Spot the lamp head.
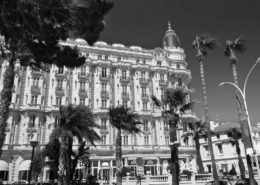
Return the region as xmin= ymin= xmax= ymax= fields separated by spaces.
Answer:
xmin=256 ymin=57 xmax=260 ymax=64
xmin=219 ymin=83 xmax=225 ymax=87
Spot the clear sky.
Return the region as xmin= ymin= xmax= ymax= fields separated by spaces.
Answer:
xmin=99 ymin=0 xmax=260 ymax=126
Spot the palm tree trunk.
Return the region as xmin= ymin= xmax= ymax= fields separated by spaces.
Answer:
xmin=195 ymin=136 xmax=204 ymax=173
xmin=236 ymin=143 xmax=246 ymax=178
xmin=58 ymin=132 xmax=68 ymax=185
xmin=0 ymin=64 xmax=15 ymax=157
xmin=199 ymin=61 xmax=219 ymax=185
xmin=116 ymin=129 xmax=122 ymax=185
xmin=231 ymin=64 xmax=251 ymax=180
xmin=170 ymin=120 xmax=179 ymax=185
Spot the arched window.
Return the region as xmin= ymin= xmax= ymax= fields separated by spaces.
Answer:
xmin=18 ymin=160 xmax=31 ymax=180
xmin=0 ymin=160 xmax=8 ymax=181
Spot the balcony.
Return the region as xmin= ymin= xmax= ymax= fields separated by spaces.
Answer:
xmin=122 ymin=92 xmax=130 ymax=100
xmin=143 ymin=127 xmax=151 ymax=135
xmin=159 ymin=80 xmax=168 ymax=87
xmin=78 ymin=72 xmax=89 ymax=81
xmin=55 ymin=70 xmax=67 ymax=79
xmin=55 ymin=87 xmax=65 ymax=96
xmin=101 ymin=90 xmax=109 ymax=99
xmin=26 ymin=127 xmax=37 ymax=133
xmin=164 ymin=127 xmax=169 ymax=135
xmin=141 ymin=93 xmax=149 ymax=102
xmin=31 ymin=69 xmax=43 ymax=77
xmin=120 ymin=76 xmax=130 ymax=84
xmin=139 ymin=78 xmax=149 ymax=86
xmin=31 ymin=85 xmax=41 ymax=95
xmin=100 ymin=126 xmax=109 ymax=134
xmin=99 ymin=74 xmax=110 ymax=82
xmin=78 ymin=89 xmax=88 ymax=98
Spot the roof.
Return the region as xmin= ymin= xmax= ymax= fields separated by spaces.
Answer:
xmin=162 ymin=22 xmax=181 ymax=48
xmin=214 ymin=122 xmax=240 ymax=132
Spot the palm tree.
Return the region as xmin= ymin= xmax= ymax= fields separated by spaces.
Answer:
xmin=192 ymin=34 xmax=219 ymax=185
xmin=0 ymin=0 xmax=113 ymax=157
xmin=152 ymin=86 xmax=197 ymax=185
xmin=108 ymin=105 xmax=143 ymax=185
xmin=222 ymin=127 xmax=245 ymax=178
xmin=224 ymin=36 xmax=249 ymax=180
xmin=56 ymin=105 xmax=101 ymax=184
xmin=181 ymin=119 xmax=208 ymax=173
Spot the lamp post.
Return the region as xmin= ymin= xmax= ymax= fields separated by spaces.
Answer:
xmin=28 ymin=140 xmax=39 ymax=185
xmin=219 ymin=57 xmax=260 ymax=184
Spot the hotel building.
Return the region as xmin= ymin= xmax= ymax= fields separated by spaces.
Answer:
xmin=0 ymin=23 xmax=197 ymax=183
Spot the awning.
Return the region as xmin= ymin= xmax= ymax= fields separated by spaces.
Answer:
xmin=19 ymin=160 xmax=31 ymax=171
xmin=0 ymin=160 xmax=8 ymax=171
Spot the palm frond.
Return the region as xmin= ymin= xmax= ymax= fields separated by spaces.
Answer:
xmin=151 ymin=95 xmax=161 ymax=109
xmin=233 ymin=35 xmax=249 ymax=54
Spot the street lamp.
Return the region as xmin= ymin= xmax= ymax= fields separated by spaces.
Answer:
xmin=28 ymin=140 xmax=39 ymax=185
xmin=219 ymin=57 xmax=260 ymax=184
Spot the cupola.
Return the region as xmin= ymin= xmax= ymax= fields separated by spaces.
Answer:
xmin=162 ymin=22 xmax=181 ymax=48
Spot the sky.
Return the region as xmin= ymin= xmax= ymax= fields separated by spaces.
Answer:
xmin=99 ymin=0 xmax=260 ymax=126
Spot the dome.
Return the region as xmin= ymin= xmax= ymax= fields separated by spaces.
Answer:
xmin=162 ymin=22 xmax=181 ymax=48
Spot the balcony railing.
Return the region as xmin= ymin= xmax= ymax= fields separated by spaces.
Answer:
xmin=31 ymin=85 xmax=41 ymax=95
xmin=78 ymin=72 xmax=89 ymax=80
xmin=143 ymin=127 xmax=151 ymax=135
xmin=100 ymin=126 xmax=109 ymax=134
xmin=26 ymin=127 xmax=37 ymax=133
xmin=141 ymin=93 xmax=149 ymax=101
xmin=101 ymin=90 xmax=109 ymax=99
xmin=99 ymin=74 xmax=110 ymax=82
xmin=55 ymin=87 xmax=65 ymax=96
xmin=31 ymin=69 xmax=43 ymax=77
xmin=120 ymin=76 xmax=130 ymax=83
xmin=159 ymin=80 xmax=168 ymax=87
xmin=139 ymin=78 xmax=149 ymax=85
xmin=55 ymin=70 xmax=67 ymax=78
xmin=79 ymin=89 xmax=88 ymax=98
xmin=122 ymin=92 xmax=130 ymax=100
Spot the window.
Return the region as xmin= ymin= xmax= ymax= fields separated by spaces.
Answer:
xmin=56 ymin=97 xmax=62 ymax=106
xmin=141 ymin=72 xmax=145 ymax=81
xmin=101 ymin=84 xmax=107 ymax=92
xmin=80 ymin=82 xmax=86 ymax=92
xmin=183 ymin=122 xmax=187 ymax=132
xmin=144 ymin=136 xmax=149 ymax=146
xmin=217 ymin=145 xmax=223 ymax=155
xmin=32 ymin=78 xmax=39 ymax=87
xmin=31 ymin=96 xmax=37 ymax=105
xmin=176 ymin=64 xmax=180 ymax=69
xmin=143 ymin=120 xmax=148 ymax=131
xmin=123 ymin=136 xmax=128 ymax=146
xmin=54 ymin=117 xmax=59 ymax=127
xmin=157 ymin=62 xmax=161 ymax=66
xmin=216 ymin=134 xmax=220 ymax=139
xmin=80 ymin=99 xmax=85 ymax=105
xmin=101 ymin=68 xmax=107 ymax=78
xmin=102 ymin=100 xmax=107 ymax=109
xmin=143 ymin=60 xmax=146 ymax=64
xmin=102 ymin=135 xmax=106 ymax=145
xmin=57 ymin=80 xmax=63 ymax=90
xmin=161 ymin=89 xmax=165 ymax=97
xmin=136 ymin=59 xmax=139 ymax=63
xmin=165 ymin=136 xmax=169 ymax=145
xmin=141 ymin=87 xmax=146 ymax=95
xmin=81 ymin=66 xmax=86 ymax=76
xmin=29 ymin=115 xmax=36 ymax=127
xmin=98 ymin=55 xmax=102 ymax=59
xmin=58 ymin=67 xmax=64 ymax=74
xmin=122 ymin=70 xmax=127 ymax=79
xmin=122 ymin=85 xmax=127 ymax=94
xmin=178 ymin=78 xmax=182 ymax=86
xmin=204 ymin=146 xmax=209 ymax=157
xmin=207 ymin=165 xmax=212 ymax=173
xmin=143 ymin=103 xmax=147 ymax=110
xmin=204 ymin=137 xmax=208 ymax=141
xmin=164 ymin=121 xmax=169 ymax=131
xmin=160 ymin=74 xmax=164 ymax=82
xmin=123 ymin=101 xmax=127 ymax=108
xmin=101 ymin=119 xmax=106 ymax=129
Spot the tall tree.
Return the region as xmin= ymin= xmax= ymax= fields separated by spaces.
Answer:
xmin=181 ymin=119 xmax=208 ymax=173
xmin=192 ymin=34 xmax=219 ymax=185
xmin=0 ymin=0 xmax=113 ymax=157
xmin=224 ymin=36 xmax=250 ymax=181
xmin=222 ymin=127 xmax=245 ymax=178
xmin=152 ymin=86 xmax=197 ymax=185
xmin=56 ymin=105 xmax=101 ymax=184
xmin=108 ymin=105 xmax=142 ymax=185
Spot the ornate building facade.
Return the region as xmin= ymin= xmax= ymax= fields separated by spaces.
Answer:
xmin=0 ymin=23 xmax=197 ymax=183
